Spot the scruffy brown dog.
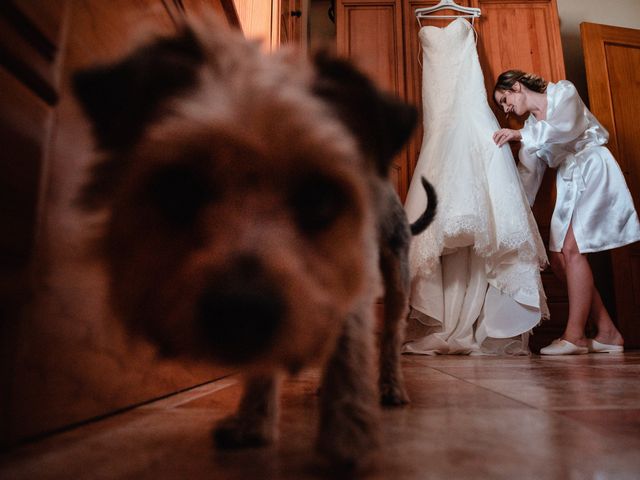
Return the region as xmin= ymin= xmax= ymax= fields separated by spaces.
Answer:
xmin=73 ymin=17 xmax=435 ymax=471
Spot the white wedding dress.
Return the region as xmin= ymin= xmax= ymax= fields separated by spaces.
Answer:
xmin=403 ymin=18 xmax=549 ymax=355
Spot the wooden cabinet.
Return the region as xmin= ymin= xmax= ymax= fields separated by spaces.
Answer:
xmin=0 ymin=0 xmax=62 ymax=300
xmin=336 ymin=1 xmax=408 ymax=196
xmin=0 ymin=0 xmax=238 ymax=449
xmin=1 ymin=0 xmax=66 ymax=447
xmin=336 ymin=0 xmax=569 ymax=350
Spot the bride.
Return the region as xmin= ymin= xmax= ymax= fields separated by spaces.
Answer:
xmin=403 ymin=16 xmax=548 ymax=355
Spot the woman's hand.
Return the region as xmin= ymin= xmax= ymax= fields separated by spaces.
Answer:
xmin=492 ymin=128 xmax=522 ymax=147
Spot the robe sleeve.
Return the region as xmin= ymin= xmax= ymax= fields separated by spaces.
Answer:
xmin=519 ymin=81 xmax=588 ymax=150
xmin=517 ymin=145 xmax=546 ymax=206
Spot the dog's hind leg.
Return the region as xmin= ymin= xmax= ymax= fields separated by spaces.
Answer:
xmin=378 ymin=245 xmax=411 ymax=406
xmin=316 ymin=302 xmax=380 ymax=470
xmin=213 ymin=374 xmax=280 ymax=448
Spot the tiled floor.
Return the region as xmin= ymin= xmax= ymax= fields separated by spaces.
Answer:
xmin=2 ymin=353 xmax=640 ymax=479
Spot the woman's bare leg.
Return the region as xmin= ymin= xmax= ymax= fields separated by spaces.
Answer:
xmin=549 ymin=250 xmax=566 ymax=282
xmin=550 ymin=243 xmax=623 ymax=346
xmin=591 ymin=295 xmax=624 ymax=346
xmin=561 ymin=225 xmax=592 ymax=346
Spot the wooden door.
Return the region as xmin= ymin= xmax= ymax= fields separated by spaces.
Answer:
xmin=582 ymin=22 xmax=640 ymax=348
xmin=279 ymin=0 xmax=307 ymax=46
xmin=336 ymin=0 xmax=409 ymax=198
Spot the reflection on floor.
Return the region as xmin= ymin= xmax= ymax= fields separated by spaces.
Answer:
xmin=2 ymin=353 xmax=640 ymax=479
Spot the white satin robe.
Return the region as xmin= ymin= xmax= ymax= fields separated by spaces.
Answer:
xmin=518 ymin=80 xmax=640 ymax=252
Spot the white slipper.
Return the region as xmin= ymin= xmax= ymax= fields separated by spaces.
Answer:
xmin=588 ymin=339 xmax=624 ymax=353
xmin=540 ymin=339 xmax=588 ymax=355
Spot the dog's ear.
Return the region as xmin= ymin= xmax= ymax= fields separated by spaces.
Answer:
xmin=74 ymin=28 xmax=204 ymax=210
xmin=312 ymin=51 xmax=417 ymax=177
xmin=73 ymin=27 xmax=204 ymax=151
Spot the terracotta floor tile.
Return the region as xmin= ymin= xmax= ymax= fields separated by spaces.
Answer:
xmin=556 ymin=408 xmax=640 ymax=439
xmin=432 ymin=364 xmax=635 ymax=381
xmin=470 ymin=376 xmax=640 ymax=410
xmin=535 ymin=352 xmax=640 ymax=366
xmin=2 ymin=354 xmax=640 ymax=479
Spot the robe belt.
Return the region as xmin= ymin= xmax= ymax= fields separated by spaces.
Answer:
xmin=559 ymin=155 xmax=586 ymax=193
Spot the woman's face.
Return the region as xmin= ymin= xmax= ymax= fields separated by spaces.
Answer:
xmin=494 ymin=84 xmax=527 ymax=117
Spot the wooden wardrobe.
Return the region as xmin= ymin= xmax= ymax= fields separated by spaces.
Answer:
xmin=336 ymin=0 xmax=569 ymax=350
xmin=0 ymin=0 xmax=240 ymax=449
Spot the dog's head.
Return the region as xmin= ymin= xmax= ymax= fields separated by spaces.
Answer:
xmin=74 ymin=18 xmax=416 ymax=373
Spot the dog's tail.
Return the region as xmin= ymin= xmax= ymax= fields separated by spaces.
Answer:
xmin=410 ymin=177 xmax=437 ymax=235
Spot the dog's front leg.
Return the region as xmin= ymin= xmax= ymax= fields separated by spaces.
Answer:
xmin=379 ymin=248 xmax=411 ymax=406
xmin=316 ymin=303 xmax=380 ymax=470
xmin=213 ymin=374 xmax=279 ymax=448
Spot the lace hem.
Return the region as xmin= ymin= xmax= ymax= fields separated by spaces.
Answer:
xmin=409 ymin=235 xmax=550 ymax=320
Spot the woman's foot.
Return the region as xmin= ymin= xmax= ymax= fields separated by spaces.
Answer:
xmin=593 ymin=329 xmax=624 ymax=347
xmin=560 ymin=335 xmax=589 ymax=348
xmin=590 ymin=326 xmax=624 ymax=353
xmin=588 ymin=339 xmax=624 ymax=353
xmin=540 ymin=339 xmax=588 ymax=355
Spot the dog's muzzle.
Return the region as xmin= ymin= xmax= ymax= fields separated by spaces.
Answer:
xmin=196 ymin=255 xmax=285 ymax=364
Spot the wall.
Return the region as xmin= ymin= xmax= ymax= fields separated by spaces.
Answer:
xmin=557 ymin=0 xmax=640 ymax=104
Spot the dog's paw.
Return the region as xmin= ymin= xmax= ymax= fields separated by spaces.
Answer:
xmin=316 ymin=420 xmax=380 ymax=471
xmin=380 ymin=382 xmax=410 ymax=406
xmin=212 ymin=415 xmax=275 ymax=449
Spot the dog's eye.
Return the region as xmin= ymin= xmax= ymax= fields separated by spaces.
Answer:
xmin=291 ymin=175 xmax=349 ymax=234
xmin=146 ymin=165 xmax=214 ymax=227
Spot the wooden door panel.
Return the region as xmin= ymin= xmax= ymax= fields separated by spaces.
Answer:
xmin=337 ymin=2 xmax=403 ymax=93
xmin=475 ymin=1 xmax=565 ymax=93
xmin=0 ymin=2 xmax=61 ymax=104
xmin=5 ymin=1 xmax=65 ymax=49
xmin=0 ymin=69 xmax=50 ymax=270
xmin=280 ymin=0 xmax=293 ymax=44
xmin=337 ymin=0 xmax=408 ymax=198
xmin=582 ymin=22 xmax=640 ymax=348
xmin=279 ymin=0 xmax=305 ymax=46
xmin=600 ymin=43 xmax=640 ymax=187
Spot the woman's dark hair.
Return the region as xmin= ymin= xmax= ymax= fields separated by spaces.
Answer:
xmin=494 ymin=70 xmax=547 ymax=94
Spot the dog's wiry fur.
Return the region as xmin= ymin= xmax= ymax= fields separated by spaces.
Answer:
xmin=74 ymin=16 xmax=435 ymax=471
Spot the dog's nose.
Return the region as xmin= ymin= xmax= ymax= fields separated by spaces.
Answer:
xmin=197 ymin=257 xmax=285 ymax=364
